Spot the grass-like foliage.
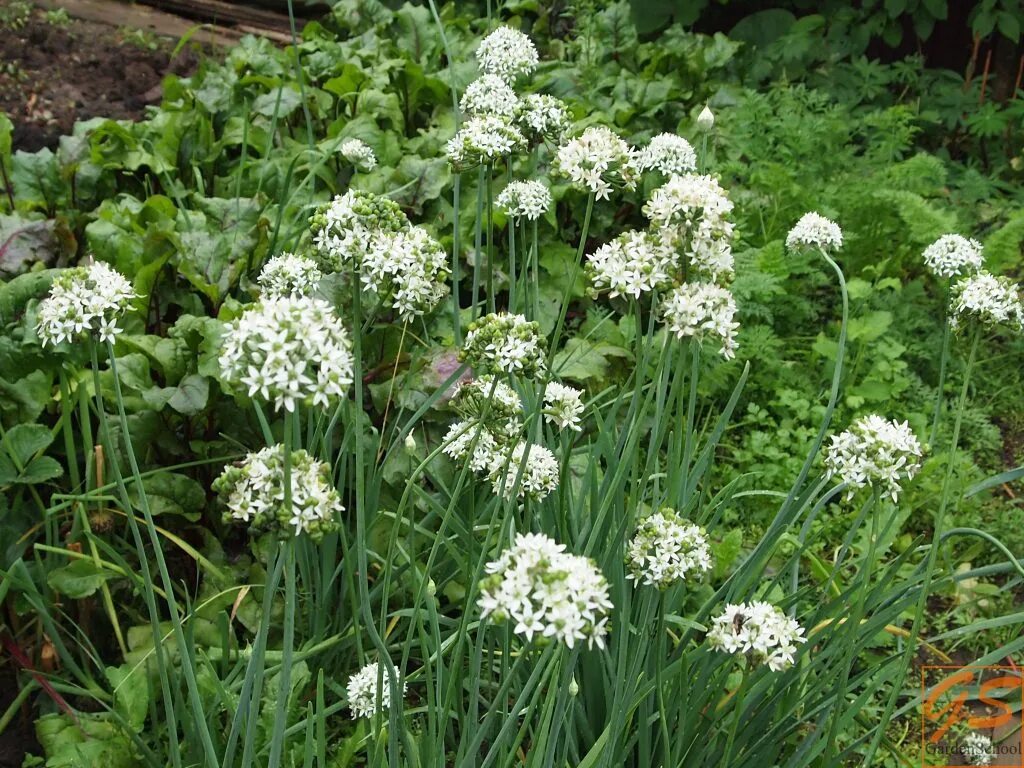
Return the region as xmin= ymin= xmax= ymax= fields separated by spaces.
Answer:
xmin=1 ymin=3 xmax=1023 ymax=768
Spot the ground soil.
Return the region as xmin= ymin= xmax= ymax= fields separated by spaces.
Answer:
xmin=0 ymin=6 xmax=201 ymax=152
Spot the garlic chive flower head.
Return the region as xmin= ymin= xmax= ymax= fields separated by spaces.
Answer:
xmin=475 ymin=26 xmax=539 ymax=82
xmin=586 ymin=230 xmax=675 ymax=299
xmin=516 ymin=94 xmax=571 ymax=142
xmin=218 ymin=296 xmax=354 ymax=412
xmin=497 ymin=180 xmax=552 ymax=221
xmin=460 ymin=312 xmax=546 ymax=377
xmin=443 ymin=420 xmax=502 ymax=473
xmin=212 ymin=445 xmax=343 ymax=541
xmin=543 ymin=382 xmax=584 ymax=431
xmin=363 ymin=226 xmax=450 ymax=319
xmin=707 ymin=601 xmax=806 ymax=672
xmin=446 ymin=115 xmax=526 ymax=171
xmin=310 ymin=190 xmax=408 ymax=273
xmin=824 ymin=415 xmax=923 ymax=503
xmin=489 ymin=441 xmax=560 ymax=501
xmin=962 ymin=732 xmax=993 ymax=766
xmin=257 ymin=253 xmax=322 ymax=299
xmin=346 ymin=661 xmax=405 ymax=720
xmin=626 ymin=509 xmax=712 ymax=589
xmin=949 ymin=271 xmax=1024 ymax=333
xmin=555 ymin=126 xmax=640 ymax=200
xmin=452 ymin=375 xmax=523 ymax=426
xmin=636 ymin=133 xmax=697 ymax=177
xmin=661 ymin=282 xmax=739 ymax=359
xmin=785 ymin=212 xmax=843 ymax=253
xmin=923 ymin=234 xmax=984 ymax=279
xmin=478 ymin=532 xmax=612 ymax=649
xmin=37 ymin=261 xmax=135 ymax=346
xmin=643 ymin=174 xmax=734 ymax=248
xmin=460 ymin=74 xmax=519 ymax=118
xmin=340 ymin=138 xmax=377 ymax=172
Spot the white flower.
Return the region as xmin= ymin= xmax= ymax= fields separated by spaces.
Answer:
xmin=962 ymin=732 xmax=993 ymax=766
xmin=824 ymin=414 xmax=923 ymax=503
xmin=707 ymin=601 xmax=806 ymax=672
xmin=636 ymin=133 xmax=697 ymax=176
xmin=586 ymin=230 xmax=676 ymax=299
xmin=446 ymin=115 xmax=526 ymax=170
xmin=489 ymin=441 xmax=560 ymax=501
xmin=497 ymin=180 xmax=552 ymax=221
xmin=923 ymin=234 xmax=984 ymax=279
xmin=218 ymin=296 xmax=354 ymax=412
xmin=257 ymin=253 xmax=322 ymax=299
xmin=310 ymin=190 xmax=408 ymax=273
xmin=443 ymin=419 xmax=502 ymax=473
xmin=949 ymin=271 xmax=1024 ymax=332
xmin=37 ymin=261 xmax=135 ymax=346
xmin=479 ymin=532 xmax=612 ymax=649
xmin=340 ymin=138 xmax=377 ymax=172
xmin=626 ymin=509 xmax=712 ymax=589
xmin=555 ymin=126 xmax=640 ymax=200
xmin=516 ymin=94 xmax=571 ymax=142
xmin=661 ymin=282 xmax=739 ymax=359
xmin=452 ymin=375 xmax=523 ymax=424
xmin=697 ymin=105 xmax=715 ymax=131
xmin=460 ymin=312 xmax=546 ymax=377
xmin=363 ymin=226 xmax=450 ymax=318
xmin=543 ymin=382 xmax=584 ymax=432
xmin=346 ymin=661 xmax=405 ymax=720
xmin=475 ymin=26 xmax=539 ymax=82
xmin=642 ymin=174 xmax=735 ymax=283
xmin=785 ymin=212 xmax=843 ymax=253
xmin=460 ymin=74 xmax=519 ymax=118
xmin=212 ymin=445 xmax=342 ymax=541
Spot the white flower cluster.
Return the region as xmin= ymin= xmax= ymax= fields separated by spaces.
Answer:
xmin=923 ymin=234 xmax=984 ymax=279
xmin=642 ymin=173 xmax=735 ymax=283
xmin=785 ymin=212 xmax=843 ymax=253
xmin=636 ymin=133 xmax=697 ymax=176
xmin=460 ymin=312 xmax=546 ymax=377
xmin=479 ymin=532 xmax=612 ymax=649
xmin=340 ymin=138 xmax=377 ymax=172
xmin=949 ymin=271 xmax=1024 ymax=333
xmin=475 ymin=26 xmax=539 ymax=82
xmin=543 ymin=382 xmax=584 ymax=431
xmin=363 ymin=226 xmax=450 ymax=318
xmin=962 ymin=732 xmax=993 ymax=766
xmin=555 ymin=126 xmax=640 ymax=200
xmin=497 ymin=180 xmax=552 ymax=221
xmin=443 ymin=420 xmax=502 ymax=473
xmin=707 ymin=601 xmax=806 ymax=672
xmin=219 ymin=296 xmax=354 ymax=412
xmin=37 ymin=261 xmax=135 ymax=346
xmin=586 ymin=230 xmax=675 ymax=299
xmin=661 ymin=282 xmax=739 ymax=359
xmin=516 ymin=94 xmax=570 ymax=142
xmin=310 ymin=190 xmax=407 ymax=273
xmin=824 ymin=414 xmax=923 ymax=503
xmin=461 ymin=74 xmax=519 ymax=118
xmin=346 ymin=661 xmax=405 ymax=720
xmin=446 ymin=115 xmax=526 ymax=170
xmin=257 ymin=253 xmax=322 ymax=299
xmin=626 ymin=509 xmax=712 ymax=589
xmin=212 ymin=445 xmax=342 ymax=541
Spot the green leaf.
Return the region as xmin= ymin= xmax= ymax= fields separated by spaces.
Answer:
xmin=551 ymin=338 xmax=631 ymax=382
xmin=0 ymin=423 xmax=58 ymax=485
xmin=10 ymin=148 xmax=64 ymax=214
xmin=47 ymin=559 xmax=114 ymax=599
xmin=127 ymin=471 xmax=206 ymax=520
xmin=106 ymin=664 xmax=150 ymax=732
xmin=847 ymin=310 xmax=892 ymax=342
xmin=997 ymin=11 xmax=1021 ymax=42
xmin=34 ymin=712 xmax=141 ymax=768
xmin=0 ymin=214 xmax=76 ymax=276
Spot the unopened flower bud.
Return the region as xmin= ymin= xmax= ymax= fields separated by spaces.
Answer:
xmin=697 ymin=105 xmax=714 ymax=132
xmin=569 ymin=679 xmax=579 ymax=696
xmin=426 ymin=578 xmax=436 ymax=597
xmin=404 ymin=433 xmax=417 ymax=453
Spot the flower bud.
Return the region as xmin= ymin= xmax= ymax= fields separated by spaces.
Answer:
xmin=697 ymin=105 xmax=714 ymax=132
xmin=426 ymin=578 xmax=436 ymax=597
xmin=569 ymin=678 xmax=579 ymax=696
xmin=404 ymin=433 xmax=417 ymax=453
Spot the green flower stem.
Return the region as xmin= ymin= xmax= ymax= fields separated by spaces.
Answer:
xmin=89 ymin=342 xmax=185 ymax=768
xmin=678 ymin=338 xmax=701 ymax=503
xmin=722 ymin=667 xmax=749 ymax=766
xmin=471 ymin=165 xmax=486 ymax=322
xmin=655 ymin=597 xmax=672 ymax=766
xmin=929 ymin=278 xmax=952 ymax=447
xmin=486 ymin=165 xmax=495 ymax=314
xmin=531 ymin=218 xmax=539 ymax=323
xmin=508 ymin=216 xmax=517 ymax=311
xmin=268 ymin=542 xmax=296 ymax=767
xmin=453 ymin=172 xmax=462 ymax=344
xmin=548 ymin=192 xmax=595 ymax=365
xmin=863 ymin=324 xmax=981 ymax=765
xmin=821 ymin=489 xmax=880 ymax=763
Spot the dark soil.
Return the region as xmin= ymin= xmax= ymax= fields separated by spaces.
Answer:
xmin=0 ymin=8 xmax=201 ymax=152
